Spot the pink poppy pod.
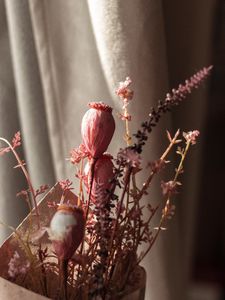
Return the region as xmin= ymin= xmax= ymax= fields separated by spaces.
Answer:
xmin=81 ymin=102 xmax=115 ymax=159
xmin=84 ymin=154 xmax=115 ymax=203
xmin=48 ymin=205 xmax=85 ymax=260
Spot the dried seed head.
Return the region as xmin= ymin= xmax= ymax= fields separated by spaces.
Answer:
xmin=81 ymin=102 xmax=115 ymax=159
xmin=49 ymin=205 xmax=85 ymax=260
xmin=84 ymin=154 xmax=114 ymax=203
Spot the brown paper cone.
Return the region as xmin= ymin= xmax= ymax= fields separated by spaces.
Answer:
xmin=0 ymin=183 xmax=77 ymax=299
xmin=0 ymin=183 xmax=146 ymax=299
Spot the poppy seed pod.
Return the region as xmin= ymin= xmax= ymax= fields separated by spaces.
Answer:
xmin=84 ymin=154 xmax=115 ymax=203
xmin=48 ymin=205 xmax=85 ymax=260
xmin=81 ymin=102 xmax=115 ymax=159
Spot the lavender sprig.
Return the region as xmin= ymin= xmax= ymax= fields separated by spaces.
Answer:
xmin=132 ymin=66 xmax=212 ymax=153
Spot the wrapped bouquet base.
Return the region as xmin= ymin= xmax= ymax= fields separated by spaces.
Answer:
xmin=0 ymin=277 xmax=49 ymax=300
xmin=0 ymin=184 xmax=146 ymax=300
xmin=0 ymin=184 xmax=71 ymax=299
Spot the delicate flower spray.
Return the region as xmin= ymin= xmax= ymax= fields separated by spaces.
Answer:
xmin=0 ymin=66 xmax=212 ymax=299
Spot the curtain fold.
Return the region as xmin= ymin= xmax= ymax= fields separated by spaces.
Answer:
xmin=4 ymin=0 xmax=56 ymax=187
xmin=0 ymin=0 xmax=216 ymax=299
xmin=0 ymin=0 xmax=29 ymax=240
xmin=163 ymin=0 xmax=217 ymax=295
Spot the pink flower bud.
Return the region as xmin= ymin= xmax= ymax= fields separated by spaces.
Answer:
xmin=81 ymin=102 xmax=115 ymax=159
xmin=84 ymin=154 xmax=114 ymax=203
xmin=49 ymin=205 xmax=85 ymax=260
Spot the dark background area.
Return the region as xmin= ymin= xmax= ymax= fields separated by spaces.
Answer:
xmin=193 ymin=0 xmax=225 ymax=290
xmin=164 ymin=0 xmax=225 ymax=298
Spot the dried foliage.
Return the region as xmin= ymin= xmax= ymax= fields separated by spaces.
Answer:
xmin=0 ymin=67 xmax=212 ymax=299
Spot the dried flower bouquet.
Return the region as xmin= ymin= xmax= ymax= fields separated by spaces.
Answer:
xmin=0 ymin=67 xmax=212 ymax=300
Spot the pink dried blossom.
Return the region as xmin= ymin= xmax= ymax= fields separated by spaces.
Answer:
xmin=0 ymin=131 xmax=21 ymax=155
xmin=183 ymin=130 xmax=200 ymax=145
xmin=118 ymin=148 xmax=141 ymax=168
xmin=8 ymin=251 xmax=30 ymax=279
xmin=70 ymin=143 xmax=89 ymax=165
xmin=49 ymin=205 xmax=85 ymax=260
xmin=84 ymin=154 xmax=114 ymax=203
xmin=12 ymin=131 xmax=21 ymax=149
xmin=81 ymin=102 xmax=115 ymax=159
xmin=115 ymin=77 xmax=134 ymax=105
xmin=161 ymin=180 xmax=179 ymax=197
xmin=59 ymin=179 xmax=73 ymax=192
xmin=35 ymin=184 xmax=49 ymax=197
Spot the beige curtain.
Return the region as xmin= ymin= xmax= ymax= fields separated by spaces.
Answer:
xmin=0 ymin=1 xmax=216 ymax=299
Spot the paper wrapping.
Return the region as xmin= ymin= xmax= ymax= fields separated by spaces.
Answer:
xmin=0 ymin=276 xmax=49 ymax=300
xmin=0 ymin=184 xmax=146 ymax=299
xmin=0 ymin=183 xmax=75 ymax=299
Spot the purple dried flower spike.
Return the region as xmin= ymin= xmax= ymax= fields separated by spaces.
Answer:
xmin=165 ymin=67 xmax=212 ymax=104
xmin=133 ymin=66 xmax=212 ymax=153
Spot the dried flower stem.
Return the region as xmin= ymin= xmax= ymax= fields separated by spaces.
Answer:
xmin=78 ymin=158 xmax=97 ymax=270
xmin=59 ymin=259 xmax=69 ymax=300
xmin=78 ymin=159 xmax=84 ymax=207
xmin=106 ymin=167 xmax=132 ymax=279
xmin=111 ymin=168 xmax=132 ymax=240
xmin=124 ymin=107 xmax=132 ymax=146
xmin=38 ymin=248 xmax=48 ymax=297
xmin=174 ymin=141 xmax=190 ymax=182
xmin=135 ymin=205 xmax=159 ymax=252
xmin=137 ymin=139 xmax=192 ymax=264
xmin=0 ymin=137 xmax=40 ymax=227
xmin=137 ymin=129 xmax=180 ymax=201
xmin=85 ymin=158 xmax=97 ymax=222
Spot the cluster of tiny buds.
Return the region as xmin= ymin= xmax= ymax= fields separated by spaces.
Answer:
xmin=0 ymin=131 xmax=21 ymax=156
xmin=183 ymin=130 xmax=200 ymax=145
xmin=59 ymin=179 xmax=73 ymax=192
xmin=115 ymin=76 xmax=134 ymax=106
xmin=11 ymin=131 xmax=21 ymax=149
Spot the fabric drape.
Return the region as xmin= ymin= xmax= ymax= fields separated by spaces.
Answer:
xmin=0 ymin=1 xmax=216 ymax=299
